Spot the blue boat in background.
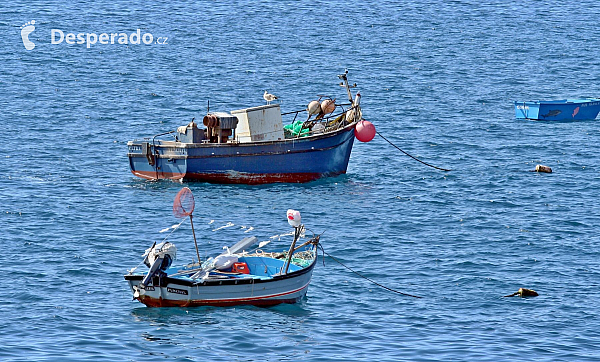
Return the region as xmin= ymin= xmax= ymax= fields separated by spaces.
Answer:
xmin=514 ymin=98 xmax=600 ymax=121
xmin=127 ymin=71 xmax=366 ymax=184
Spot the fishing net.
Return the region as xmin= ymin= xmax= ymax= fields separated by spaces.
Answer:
xmin=173 ymin=187 xmax=195 ymax=218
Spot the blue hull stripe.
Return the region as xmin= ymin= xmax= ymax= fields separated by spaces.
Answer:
xmin=128 ymin=123 xmax=357 ymax=183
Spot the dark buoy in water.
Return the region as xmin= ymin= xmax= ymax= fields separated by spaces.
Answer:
xmin=535 ymin=164 xmax=552 ymax=173
xmin=504 ymin=288 xmax=539 ymax=298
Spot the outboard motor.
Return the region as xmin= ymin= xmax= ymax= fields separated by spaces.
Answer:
xmin=140 ymin=241 xmax=177 ymax=287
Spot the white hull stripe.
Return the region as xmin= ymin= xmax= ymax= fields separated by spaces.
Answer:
xmin=168 ymin=280 xmax=311 ymax=303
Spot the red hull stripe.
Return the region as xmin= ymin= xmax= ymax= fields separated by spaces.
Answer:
xmin=131 ymin=170 xmax=341 ymax=184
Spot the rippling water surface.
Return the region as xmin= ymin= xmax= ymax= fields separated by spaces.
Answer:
xmin=2 ymin=1 xmax=600 ymax=361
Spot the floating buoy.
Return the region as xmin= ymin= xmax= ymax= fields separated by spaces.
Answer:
xmin=535 ymin=164 xmax=552 ymax=173
xmin=504 ymin=287 xmax=539 ymax=298
xmin=321 ymin=99 xmax=336 ymax=114
xmin=307 ymin=100 xmax=321 ymax=115
xmin=355 ymin=120 xmax=376 ymax=142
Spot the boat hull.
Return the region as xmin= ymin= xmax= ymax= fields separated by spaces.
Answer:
xmin=124 ymin=257 xmax=316 ymax=308
xmin=127 ymin=123 xmax=356 ymax=184
xmin=514 ymin=99 xmax=600 ymax=120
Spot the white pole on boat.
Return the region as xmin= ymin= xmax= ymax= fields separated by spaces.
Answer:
xmin=283 ymin=226 xmax=301 ymax=275
xmin=189 ymin=214 xmax=201 ymax=265
xmin=338 ymin=69 xmax=357 ymax=105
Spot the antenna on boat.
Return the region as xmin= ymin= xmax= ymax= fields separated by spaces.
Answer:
xmin=173 ymin=187 xmax=201 ymax=265
xmin=283 ymin=209 xmax=302 ymax=274
xmin=338 ymin=69 xmax=356 ymax=104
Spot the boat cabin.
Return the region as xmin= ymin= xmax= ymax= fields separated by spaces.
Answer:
xmin=176 ymin=104 xmax=284 ymax=144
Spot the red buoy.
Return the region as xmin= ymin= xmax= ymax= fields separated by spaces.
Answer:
xmin=354 ymin=120 xmax=376 ymax=142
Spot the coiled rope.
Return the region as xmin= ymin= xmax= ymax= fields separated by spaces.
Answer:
xmin=377 ymin=131 xmax=451 ymax=172
xmin=320 ymin=246 xmax=422 ymax=299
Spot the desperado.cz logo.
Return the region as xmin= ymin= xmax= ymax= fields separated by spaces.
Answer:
xmin=52 ymin=29 xmax=168 ymax=48
xmin=19 ymin=20 xmax=168 ymax=50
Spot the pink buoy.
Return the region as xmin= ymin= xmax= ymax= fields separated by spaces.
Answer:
xmin=354 ymin=120 xmax=376 ymax=142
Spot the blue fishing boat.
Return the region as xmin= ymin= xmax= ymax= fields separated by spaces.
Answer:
xmin=127 ymin=71 xmax=374 ymax=184
xmin=514 ymin=98 xmax=600 ymax=121
xmin=125 ymin=188 xmax=320 ymax=308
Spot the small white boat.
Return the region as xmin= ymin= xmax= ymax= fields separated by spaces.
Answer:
xmin=124 ymin=188 xmax=320 ymax=307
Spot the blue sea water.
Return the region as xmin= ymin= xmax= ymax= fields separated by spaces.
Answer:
xmin=2 ymin=0 xmax=600 ymax=360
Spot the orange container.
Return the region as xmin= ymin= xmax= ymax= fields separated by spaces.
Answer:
xmin=232 ymin=262 xmax=250 ymax=274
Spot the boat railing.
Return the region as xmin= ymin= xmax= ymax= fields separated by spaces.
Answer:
xmin=280 ymin=102 xmax=352 ymax=117
xmin=151 ymin=130 xmax=177 ymax=143
xmin=140 ymin=130 xmax=177 ymax=143
xmin=138 ymin=102 xmax=359 ymax=144
xmin=282 ymin=103 xmax=361 ymax=139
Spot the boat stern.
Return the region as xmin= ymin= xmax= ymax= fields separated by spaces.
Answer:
xmin=127 ymin=141 xmax=187 ymax=180
xmin=514 ymin=101 xmax=540 ymax=120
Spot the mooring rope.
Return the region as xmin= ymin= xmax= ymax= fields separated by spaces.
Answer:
xmin=377 ymin=131 xmax=451 ymax=172
xmin=319 ymin=246 xmax=422 ymax=299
